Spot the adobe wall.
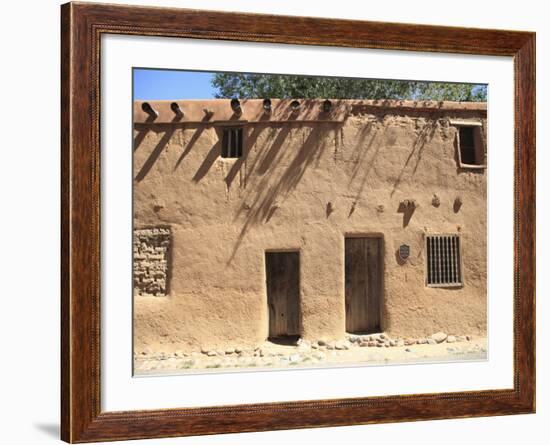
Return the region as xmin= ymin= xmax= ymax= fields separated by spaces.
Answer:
xmin=133 ymin=99 xmax=487 ymax=353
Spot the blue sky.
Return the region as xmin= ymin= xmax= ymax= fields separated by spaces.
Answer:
xmin=133 ymin=68 xmax=487 ymax=101
xmin=133 ymin=69 xmax=216 ymax=100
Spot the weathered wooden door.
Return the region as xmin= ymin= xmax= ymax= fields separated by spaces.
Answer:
xmin=266 ymin=252 xmax=300 ymax=338
xmin=345 ymin=237 xmax=382 ymax=333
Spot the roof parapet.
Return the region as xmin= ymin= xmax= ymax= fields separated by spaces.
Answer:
xmin=133 ymin=99 xmax=486 ymax=124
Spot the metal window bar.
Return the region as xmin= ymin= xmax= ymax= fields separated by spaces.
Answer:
xmin=222 ymin=128 xmax=243 ymax=158
xmin=441 ymin=237 xmax=446 ymax=284
xmin=445 ymin=237 xmax=450 ymax=283
xmin=449 ymin=237 xmax=453 ymax=282
xmin=426 ymin=235 xmax=462 ymax=287
xmin=437 ymin=236 xmax=443 ymax=284
xmin=452 ymin=236 xmax=457 ymax=283
xmin=426 ymin=237 xmax=433 ymax=283
xmin=230 ymin=129 xmax=236 ymax=157
xmin=441 ymin=237 xmax=445 ymax=284
xmin=456 ymin=236 xmax=462 ymax=283
xmin=228 ymin=130 xmax=235 ymax=158
xmin=222 ymin=130 xmax=228 ymax=157
xmin=236 ymin=128 xmax=243 ymax=157
xmin=442 ymin=236 xmax=446 ymax=283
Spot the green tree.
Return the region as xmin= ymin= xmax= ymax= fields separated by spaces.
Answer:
xmin=211 ymin=73 xmax=486 ymax=102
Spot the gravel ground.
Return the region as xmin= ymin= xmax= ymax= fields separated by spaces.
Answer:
xmin=134 ymin=333 xmax=487 ymax=376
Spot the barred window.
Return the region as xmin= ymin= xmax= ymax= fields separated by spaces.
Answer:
xmin=221 ymin=127 xmax=243 ymax=158
xmin=426 ymin=235 xmax=463 ymax=287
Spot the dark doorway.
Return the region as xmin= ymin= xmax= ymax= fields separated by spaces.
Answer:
xmin=265 ymin=251 xmax=300 ymax=338
xmin=345 ymin=237 xmax=383 ymax=333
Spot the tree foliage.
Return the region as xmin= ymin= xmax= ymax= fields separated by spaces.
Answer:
xmin=211 ymin=73 xmax=486 ymax=102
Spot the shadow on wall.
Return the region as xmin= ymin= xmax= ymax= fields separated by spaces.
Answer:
xmin=227 ymin=123 xmax=338 ymax=263
xmin=134 ymin=101 xmax=336 ymax=184
xmin=173 ymin=113 xmax=216 ymax=172
xmin=133 ymin=114 xmax=161 ymax=152
xmin=226 ymin=117 xmax=440 ymax=262
xmin=343 ymin=118 xmax=439 ymax=215
xmin=173 ymin=125 xmax=206 ymax=171
xmin=346 ymin=119 xmax=382 ymax=207
xmin=133 ymin=126 xmax=149 ymax=152
xmin=390 ymin=120 xmax=439 ymax=197
xmin=225 ymin=124 xmax=270 ymax=189
xmin=225 ymin=102 xmax=322 ymax=192
xmin=134 ymin=115 xmax=219 ymax=183
xmin=192 ymin=139 xmax=222 ymax=182
xmin=133 ymin=111 xmax=443 ymax=267
xmin=134 ymin=126 xmax=176 ymax=182
xmin=397 ymin=200 xmax=417 ymax=227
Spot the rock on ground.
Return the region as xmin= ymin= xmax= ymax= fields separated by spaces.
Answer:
xmin=431 ymin=332 xmax=448 ymax=343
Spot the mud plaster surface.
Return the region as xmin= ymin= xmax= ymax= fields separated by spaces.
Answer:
xmin=133 ymin=101 xmax=487 ymax=354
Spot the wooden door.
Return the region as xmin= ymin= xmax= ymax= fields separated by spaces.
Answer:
xmin=345 ymin=237 xmax=382 ymax=333
xmin=266 ymin=252 xmax=300 ymax=338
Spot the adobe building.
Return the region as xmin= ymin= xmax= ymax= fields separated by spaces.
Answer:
xmin=132 ymin=98 xmax=487 ymax=353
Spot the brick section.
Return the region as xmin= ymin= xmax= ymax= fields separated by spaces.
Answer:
xmin=133 ymin=227 xmax=171 ymax=297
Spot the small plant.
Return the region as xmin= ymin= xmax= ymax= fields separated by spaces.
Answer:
xmin=178 ymin=360 xmax=194 ymax=369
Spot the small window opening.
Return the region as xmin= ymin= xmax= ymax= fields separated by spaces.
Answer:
xmin=457 ymin=125 xmax=485 ymax=167
xmin=426 ymin=234 xmax=463 ymax=287
xmin=221 ymin=127 xmax=243 ymax=158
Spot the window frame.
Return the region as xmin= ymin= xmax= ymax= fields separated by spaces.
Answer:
xmin=220 ymin=125 xmax=245 ymax=159
xmin=424 ymin=233 xmax=464 ymax=288
xmin=451 ymin=120 xmax=487 ymax=169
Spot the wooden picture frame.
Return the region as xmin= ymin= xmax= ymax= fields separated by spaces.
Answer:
xmin=61 ymin=2 xmax=535 ymax=442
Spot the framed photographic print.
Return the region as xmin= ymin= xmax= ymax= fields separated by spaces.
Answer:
xmin=61 ymin=2 xmax=535 ymax=442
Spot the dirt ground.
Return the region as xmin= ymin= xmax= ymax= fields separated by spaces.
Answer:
xmin=134 ymin=334 xmax=487 ymax=376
